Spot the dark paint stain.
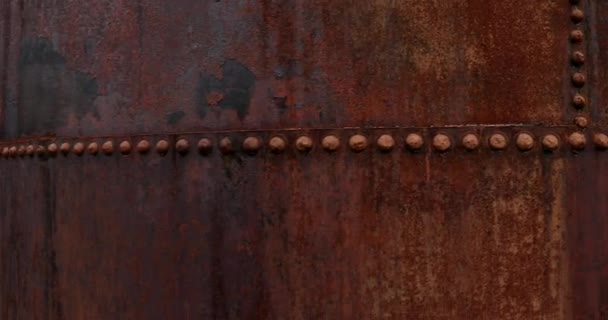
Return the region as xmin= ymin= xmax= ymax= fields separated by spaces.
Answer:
xmin=273 ymin=60 xmax=302 ymax=80
xmin=18 ymin=38 xmax=99 ymax=135
xmin=197 ymin=60 xmax=255 ymax=120
xmin=273 ymin=96 xmax=288 ymax=109
xmin=166 ymin=110 xmax=185 ymax=125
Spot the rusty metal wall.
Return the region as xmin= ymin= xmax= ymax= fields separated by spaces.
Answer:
xmin=0 ymin=0 xmax=606 ymax=319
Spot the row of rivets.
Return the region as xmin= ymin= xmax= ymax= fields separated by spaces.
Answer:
xmin=570 ymin=0 xmax=587 ymax=115
xmin=2 ymin=132 xmax=608 ymax=158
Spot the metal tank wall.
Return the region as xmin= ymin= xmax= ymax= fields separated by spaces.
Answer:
xmin=0 ymin=0 xmax=607 ymax=319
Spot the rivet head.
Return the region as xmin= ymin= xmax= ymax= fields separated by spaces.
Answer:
xmin=349 ymin=134 xmax=368 ymax=152
xmin=47 ymin=143 xmax=58 ymax=156
xmin=572 ymin=94 xmax=586 ymax=109
xmin=36 ymin=145 xmax=45 ymax=157
xmin=574 ymin=116 xmax=589 ymax=128
xmin=119 ymin=141 xmax=132 ymax=155
xmin=59 ymin=143 xmax=71 ymax=155
xmin=516 ymin=133 xmax=535 ymax=151
xmin=571 ymin=8 xmax=584 ymax=23
xmin=136 ymin=140 xmax=150 ymax=154
xmin=242 ymin=137 xmax=261 ymax=154
xmin=156 ymin=140 xmax=169 ymax=155
xmin=73 ymin=142 xmax=85 ymax=156
xmin=219 ymin=137 xmax=234 ymax=154
xmin=377 ymin=134 xmax=395 ymax=152
xmin=570 ymin=30 xmax=584 ymax=43
xmin=17 ymin=145 xmax=26 ymax=157
xmin=268 ymin=136 xmax=286 ymax=154
xmin=197 ymin=138 xmax=213 ymax=155
xmin=542 ymin=134 xmax=560 ymax=151
xmin=489 ymin=133 xmax=508 ymax=150
xmin=432 ymin=134 xmax=451 ymax=152
xmin=322 ymin=135 xmax=340 ymax=152
xmin=176 ymin=139 xmax=190 ymax=155
xmin=406 ymin=133 xmax=425 ymax=150
xmin=572 ymin=72 xmax=586 ymax=87
xmin=87 ymin=142 xmax=99 ymax=155
xmin=102 ymin=141 xmax=114 ymax=155
xmin=26 ymin=145 xmax=35 ymax=156
xmin=569 ymin=132 xmax=586 ymax=150
xmin=572 ymin=51 xmax=585 ymax=66
xmin=593 ymin=133 xmax=608 ymax=150
xmin=2 ymin=147 xmax=9 ymax=158
xmin=295 ymin=136 xmax=313 ymax=152
xmin=9 ymin=146 xmax=17 ymax=158
xmin=461 ymin=134 xmax=480 ymax=151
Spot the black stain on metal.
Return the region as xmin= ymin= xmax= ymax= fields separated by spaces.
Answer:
xmin=41 ymin=165 xmax=63 ymax=319
xmin=166 ymin=110 xmax=185 ymax=125
xmin=18 ymin=38 xmax=99 ymax=135
xmin=197 ymin=59 xmax=255 ymax=120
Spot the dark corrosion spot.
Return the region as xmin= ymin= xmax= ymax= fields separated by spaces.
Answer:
xmin=166 ymin=110 xmax=185 ymax=125
xmin=18 ymin=38 xmax=99 ymax=135
xmin=273 ymin=96 xmax=288 ymax=109
xmin=197 ymin=59 xmax=255 ymax=120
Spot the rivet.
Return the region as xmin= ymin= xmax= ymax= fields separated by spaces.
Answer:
xmin=574 ymin=116 xmax=588 ymax=128
xmin=197 ymin=138 xmax=213 ymax=155
xmin=268 ymin=136 xmax=287 ymax=154
xmin=571 ymin=8 xmax=584 ymax=23
xmin=569 ymin=132 xmax=586 ymax=150
xmin=593 ymin=133 xmax=608 ymax=150
xmin=9 ymin=146 xmax=17 ymax=158
xmin=489 ymin=133 xmax=508 ymax=150
xmin=432 ymin=134 xmax=451 ymax=152
xmin=136 ymin=140 xmax=150 ymax=154
xmin=295 ymin=136 xmax=313 ymax=152
xmin=47 ymin=143 xmax=58 ymax=156
xmin=60 ymin=143 xmax=70 ymax=155
xmin=156 ymin=140 xmax=169 ymax=155
xmin=322 ymin=135 xmax=340 ymax=152
xmin=570 ymin=30 xmax=584 ymax=43
xmin=572 ymin=94 xmax=586 ymax=109
xmin=461 ymin=134 xmax=480 ymax=151
xmin=542 ymin=134 xmax=560 ymax=151
xmin=349 ymin=134 xmax=368 ymax=152
xmin=572 ymin=72 xmax=586 ymax=87
xmin=36 ymin=146 xmax=45 ymax=157
xmin=119 ymin=141 xmax=131 ymax=155
xmin=2 ymin=147 xmax=9 ymax=158
xmin=87 ymin=142 xmax=99 ymax=155
xmin=102 ymin=141 xmax=114 ymax=155
xmin=516 ymin=133 xmax=535 ymax=151
xmin=572 ymin=51 xmax=585 ymax=66
xmin=26 ymin=145 xmax=35 ymax=156
xmin=176 ymin=139 xmax=190 ymax=155
xmin=377 ymin=134 xmax=395 ymax=152
xmin=18 ymin=145 xmax=26 ymax=157
xmin=406 ymin=133 xmax=425 ymax=150
xmin=73 ymin=142 xmax=85 ymax=156
xmin=243 ymin=137 xmax=261 ymax=154
xmin=219 ymin=137 xmax=234 ymax=154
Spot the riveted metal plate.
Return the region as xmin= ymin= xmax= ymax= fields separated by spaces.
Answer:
xmin=2 ymin=0 xmax=608 ymax=319
xmin=0 ymin=0 xmax=574 ymax=140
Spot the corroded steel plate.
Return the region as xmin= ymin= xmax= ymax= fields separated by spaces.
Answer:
xmin=0 ymin=0 xmax=606 ymax=319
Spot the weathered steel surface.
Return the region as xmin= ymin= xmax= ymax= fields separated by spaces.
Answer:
xmin=0 ymin=128 xmax=574 ymax=319
xmin=1 ymin=1 xmax=569 ymax=138
xmin=0 ymin=0 xmax=606 ymax=319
